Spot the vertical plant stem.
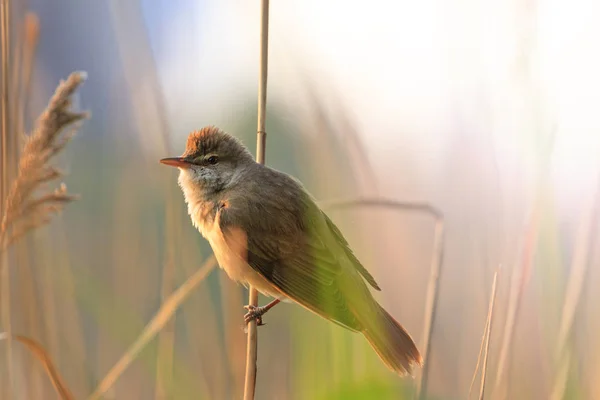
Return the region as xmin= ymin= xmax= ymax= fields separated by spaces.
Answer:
xmin=14 ymin=13 xmax=39 ymax=153
xmin=244 ymin=1 xmax=269 ymax=399
xmin=416 ymin=218 xmax=445 ymax=400
xmin=550 ymin=177 xmax=600 ymax=400
xmin=492 ymin=207 xmax=540 ymax=398
xmin=469 ymin=308 xmax=489 ymax=398
xmin=479 ymin=269 xmax=499 ymax=400
xmin=0 ymin=0 xmax=9 ymax=209
xmin=0 ymin=0 xmax=12 ymax=397
xmin=469 ymin=269 xmax=501 ymax=399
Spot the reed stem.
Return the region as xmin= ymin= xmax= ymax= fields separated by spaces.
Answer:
xmin=243 ymin=1 xmax=269 ymax=399
xmin=1 ymin=1 xmax=13 ymax=394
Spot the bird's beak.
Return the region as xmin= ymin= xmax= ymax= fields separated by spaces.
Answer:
xmin=160 ymin=157 xmax=191 ymax=168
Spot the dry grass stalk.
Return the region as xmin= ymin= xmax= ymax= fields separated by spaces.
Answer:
xmin=0 ymin=0 xmax=10 ymax=217
xmin=417 ymin=218 xmax=445 ymax=400
xmin=0 ymin=0 xmax=11 ymax=394
xmin=88 ymin=256 xmax=217 ymax=400
xmin=244 ymin=1 xmax=270 ymax=400
xmin=0 ymin=70 xmax=86 ymax=398
xmin=3 ymin=10 xmax=40 ymax=398
xmin=469 ymin=306 xmax=490 ymax=396
xmin=469 ymin=267 xmax=500 ymax=399
xmin=0 ymin=332 xmax=74 ymax=400
xmin=492 ymin=207 xmax=540 ymax=398
xmin=12 ymin=13 xmax=40 ymax=157
xmin=321 ymin=198 xmax=442 ymax=220
xmin=479 ymin=269 xmax=499 ymax=400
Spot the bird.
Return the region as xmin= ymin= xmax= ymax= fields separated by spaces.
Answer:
xmin=160 ymin=126 xmax=422 ymax=375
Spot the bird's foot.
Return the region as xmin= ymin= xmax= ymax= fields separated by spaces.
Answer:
xmin=244 ymin=305 xmax=267 ymax=326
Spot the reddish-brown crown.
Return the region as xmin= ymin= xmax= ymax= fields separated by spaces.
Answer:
xmin=182 ymin=126 xmax=253 ymax=161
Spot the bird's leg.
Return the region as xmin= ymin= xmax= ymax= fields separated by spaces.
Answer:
xmin=244 ymin=299 xmax=281 ymax=326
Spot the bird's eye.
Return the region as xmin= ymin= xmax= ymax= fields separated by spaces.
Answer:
xmin=207 ymin=156 xmax=219 ymax=165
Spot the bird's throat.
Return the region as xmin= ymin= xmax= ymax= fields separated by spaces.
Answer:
xmin=178 ymin=169 xmax=219 ymax=237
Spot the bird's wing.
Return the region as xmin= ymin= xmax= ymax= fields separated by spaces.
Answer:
xmin=218 ymin=180 xmax=372 ymax=331
xmin=322 ymin=213 xmax=381 ymax=291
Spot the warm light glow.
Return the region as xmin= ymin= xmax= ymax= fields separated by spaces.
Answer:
xmin=538 ymin=0 xmax=600 ymax=197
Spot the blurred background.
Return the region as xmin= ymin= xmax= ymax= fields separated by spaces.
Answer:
xmin=2 ymin=0 xmax=600 ymax=398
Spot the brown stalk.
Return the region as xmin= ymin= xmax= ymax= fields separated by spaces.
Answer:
xmin=244 ymin=1 xmax=270 ymax=400
xmin=1 ymin=0 xmax=12 ymax=395
xmin=12 ymin=13 xmax=39 ymax=157
xmin=1 ymin=0 xmax=10 ymax=217
xmin=9 ymin=12 xmax=42 ymax=397
xmin=0 ymin=333 xmax=74 ymax=399
xmin=0 ymin=71 xmax=86 ymax=399
xmin=479 ymin=269 xmax=499 ymax=399
xmin=88 ymin=256 xmax=217 ymax=400
xmin=417 ymin=218 xmax=445 ymax=400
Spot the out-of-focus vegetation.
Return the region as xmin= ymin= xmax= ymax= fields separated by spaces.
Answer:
xmin=1 ymin=1 xmax=599 ymax=400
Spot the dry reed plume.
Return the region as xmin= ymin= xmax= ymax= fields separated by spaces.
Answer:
xmin=0 ymin=71 xmax=88 ymax=252
xmin=0 ymin=71 xmax=87 ymax=400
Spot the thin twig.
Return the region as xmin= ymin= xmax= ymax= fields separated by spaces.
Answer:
xmin=469 ymin=267 xmax=501 ymax=398
xmin=416 ymin=219 xmax=444 ymax=400
xmin=0 ymin=333 xmax=74 ymax=400
xmin=467 ymin=312 xmax=490 ymax=399
xmin=244 ymin=2 xmax=269 ymax=399
xmin=479 ymin=268 xmax=499 ymax=400
xmin=87 ymin=256 xmax=217 ymax=400
xmin=469 ymin=312 xmax=488 ymax=398
xmin=321 ymin=198 xmax=442 ymax=220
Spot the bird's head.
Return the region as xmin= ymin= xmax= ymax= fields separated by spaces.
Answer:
xmin=160 ymin=126 xmax=254 ymax=197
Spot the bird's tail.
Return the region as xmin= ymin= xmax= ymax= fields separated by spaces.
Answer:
xmin=361 ymin=303 xmax=423 ymax=375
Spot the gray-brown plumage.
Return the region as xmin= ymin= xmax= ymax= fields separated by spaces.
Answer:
xmin=160 ymin=126 xmax=422 ymax=375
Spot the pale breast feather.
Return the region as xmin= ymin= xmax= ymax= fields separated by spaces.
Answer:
xmin=201 ymin=205 xmax=283 ymax=298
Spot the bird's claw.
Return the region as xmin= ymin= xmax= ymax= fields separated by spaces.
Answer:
xmin=244 ymin=305 xmax=266 ymax=326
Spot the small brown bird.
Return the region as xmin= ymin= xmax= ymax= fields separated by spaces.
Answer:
xmin=160 ymin=126 xmax=422 ymax=375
